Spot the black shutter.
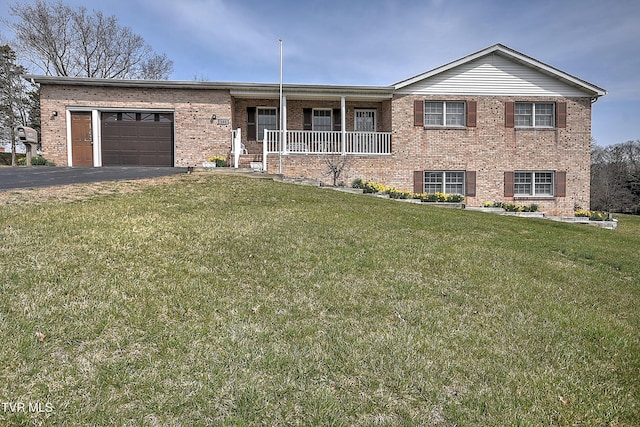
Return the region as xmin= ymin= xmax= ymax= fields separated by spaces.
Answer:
xmin=414 ymin=100 xmax=424 ymax=127
xmin=466 ymin=101 xmax=477 ymax=128
xmin=465 ymin=171 xmax=476 ymax=197
xmin=247 ymin=107 xmax=256 ymax=141
xmin=505 ymin=102 xmax=514 ymax=128
xmin=413 ymin=170 xmax=424 ymax=194
xmin=504 ymin=171 xmax=514 ymax=197
xmin=333 ymin=109 xmax=341 ymax=131
xmin=303 ymin=108 xmax=312 ymax=131
xmin=557 ymin=102 xmax=567 ymax=128
xmin=556 ymin=171 xmax=567 ymax=197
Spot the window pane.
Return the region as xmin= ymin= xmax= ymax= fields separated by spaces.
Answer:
xmin=515 ymin=103 xmax=532 ymax=115
xmin=515 ymin=103 xmax=533 ymax=127
xmin=258 ymin=108 xmax=277 ymax=140
xmin=140 ymin=113 xmax=156 ymax=122
xmin=313 ymin=110 xmax=332 ymax=131
xmin=444 ymin=171 xmax=465 ymax=194
xmin=534 ymin=172 xmax=554 ymax=195
xmin=121 ymin=112 xmax=136 ymax=121
xmin=424 ymin=102 xmax=443 ymax=114
xmin=535 ymin=103 xmax=554 ymax=127
xmin=425 ymin=102 xmax=443 ymax=126
xmin=514 ymin=172 xmax=532 ymax=195
xmin=446 ymin=102 xmax=465 ymax=127
xmin=424 ymin=171 xmax=443 ymax=193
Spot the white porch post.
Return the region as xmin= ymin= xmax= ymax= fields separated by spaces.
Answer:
xmin=281 ymin=95 xmax=287 ymax=153
xmin=91 ymin=110 xmax=102 ymax=167
xmin=263 ymin=134 xmax=268 ymax=173
xmin=65 ymin=110 xmax=73 ymax=167
xmin=341 ymin=96 xmax=346 ymax=155
xmin=233 ymin=128 xmax=242 ymax=169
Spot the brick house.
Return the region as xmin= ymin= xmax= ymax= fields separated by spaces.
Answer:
xmin=31 ymin=44 xmax=605 ymax=215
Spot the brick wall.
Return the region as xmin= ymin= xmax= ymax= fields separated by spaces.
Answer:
xmin=39 ymin=85 xmax=233 ymax=167
xmin=269 ymin=94 xmax=592 ymax=216
xmin=39 ymin=84 xmax=592 ymax=216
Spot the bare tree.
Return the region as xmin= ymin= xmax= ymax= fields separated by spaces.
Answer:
xmin=1 ymin=44 xmax=31 ymax=166
xmin=591 ymin=140 xmax=640 ymax=213
xmin=324 ymin=154 xmax=350 ymax=187
xmin=7 ymin=0 xmax=173 ymax=79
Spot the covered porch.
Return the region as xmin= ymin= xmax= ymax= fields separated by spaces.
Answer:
xmin=229 ymin=83 xmax=394 ymax=170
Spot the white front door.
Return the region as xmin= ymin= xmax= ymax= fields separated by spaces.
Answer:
xmin=355 ymin=109 xmax=376 ymax=132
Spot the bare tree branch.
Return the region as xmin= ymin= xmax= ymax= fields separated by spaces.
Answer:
xmin=1 ymin=44 xmax=32 ymax=166
xmin=324 ymin=154 xmax=351 ymax=187
xmin=7 ymin=0 xmax=173 ymax=79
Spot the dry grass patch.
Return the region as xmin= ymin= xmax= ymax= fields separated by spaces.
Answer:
xmin=0 ymin=173 xmax=203 ymax=206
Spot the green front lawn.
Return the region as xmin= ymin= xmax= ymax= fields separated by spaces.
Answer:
xmin=1 ymin=174 xmax=638 ymax=425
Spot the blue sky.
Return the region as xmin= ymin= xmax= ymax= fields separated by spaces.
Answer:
xmin=1 ymin=0 xmax=639 ymax=146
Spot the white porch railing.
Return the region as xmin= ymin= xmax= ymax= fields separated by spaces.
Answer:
xmin=230 ymin=128 xmax=243 ymax=168
xmin=263 ymin=130 xmax=392 ymax=155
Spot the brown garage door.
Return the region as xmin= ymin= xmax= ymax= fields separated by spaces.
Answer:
xmin=101 ymin=112 xmax=174 ymax=166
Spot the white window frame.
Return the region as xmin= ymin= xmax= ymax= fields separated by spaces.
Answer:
xmin=423 ymin=170 xmax=466 ymax=195
xmin=424 ymin=101 xmax=466 ymax=128
xmin=312 ymin=109 xmax=332 ymax=132
xmin=515 ymin=102 xmax=555 ymax=128
xmin=514 ymin=171 xmax=555 ymax=197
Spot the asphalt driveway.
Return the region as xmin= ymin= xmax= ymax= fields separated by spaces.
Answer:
xmin=0 ymin=167 xmax=187 ymax=191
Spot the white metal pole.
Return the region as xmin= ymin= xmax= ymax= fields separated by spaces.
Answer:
xmin=279 ymin=38 xmax=283 ymax=174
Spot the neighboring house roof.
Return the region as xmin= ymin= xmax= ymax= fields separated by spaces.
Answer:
xmin=394 ymin=44 xmax=607 ymax=99
xmin=27 ymin=44 xmax=606 ymax=100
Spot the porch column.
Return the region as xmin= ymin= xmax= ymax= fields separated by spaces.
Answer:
xmin=341 ymin=96 xmax=346 ymax=155
xmin=281 ymin=95 xmax=287 ymax=154
xmin=92 ymin=110 xmax=101 ymax=167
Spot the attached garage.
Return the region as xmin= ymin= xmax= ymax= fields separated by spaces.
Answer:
xmin=101 ymin=112 xmax=174 ymax=166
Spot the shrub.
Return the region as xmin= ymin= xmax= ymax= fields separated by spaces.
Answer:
xmin=445 ymin=194 xmax=465 ymax=203
xmin=351 ymin=178 xmax=465 ymax=203
xmin=503 ymin=203 xmax=520 ymax=212
xmin=491 ymin=202 xmax=538 ymax=212
xmin=575 ymin=210 xmax=609 ymax=221
xmin=575 ymin=209 xmax=609 ymax=221
xmin=207 ymin=155 xmax=227 ymax=167
xmin=386 ymin=188 xmax=412 ymax=199
xmin=590 ymin=211 xmax=608 ymax=221
xmin=31 ymin=155 xmax=48 ymax=166
xmin=352 ymin=179 xmax=386 ymax=194
xmin=17 ymin=155 xmax=55 ymax=166
xmin=420 ymin=193 xmax=439 ymax=202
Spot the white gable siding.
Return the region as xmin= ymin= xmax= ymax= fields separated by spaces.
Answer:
xmin=396 ymin=53 xmax=590 ymax=97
